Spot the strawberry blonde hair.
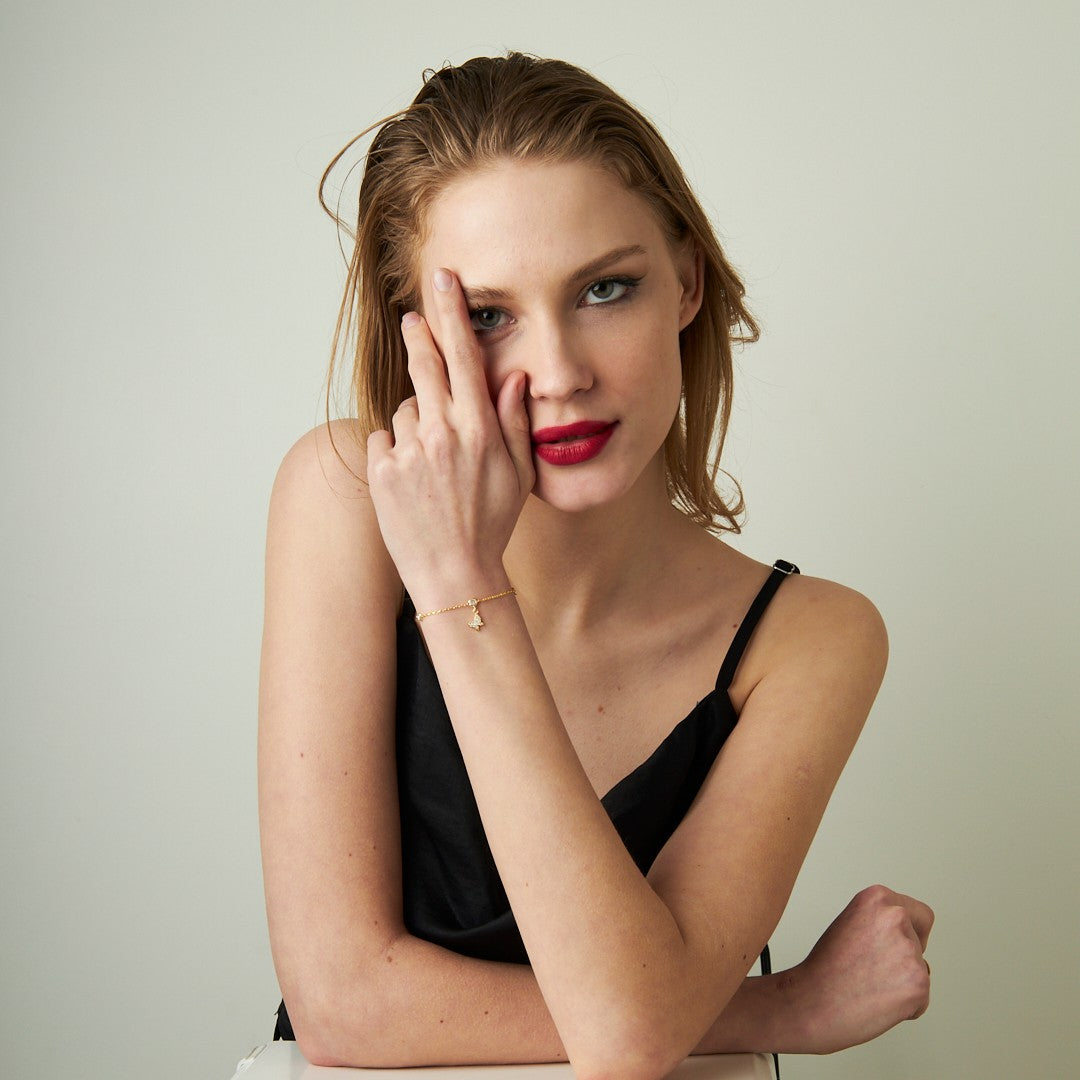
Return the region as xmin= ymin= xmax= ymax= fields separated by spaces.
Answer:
xmin=322 ymin=53 xmax=758 ymax=533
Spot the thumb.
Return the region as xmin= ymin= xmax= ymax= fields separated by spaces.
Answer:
xmin=495 ymin=371 xmax=535 ymax=495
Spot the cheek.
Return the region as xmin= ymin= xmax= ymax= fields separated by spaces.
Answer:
xmin=649 ymin=335 xmax=685 ymax=434
xmin=634 ymin=321 xmax=683 ymax=394
xmin=478 ymin=345 xmax=509 ymax=403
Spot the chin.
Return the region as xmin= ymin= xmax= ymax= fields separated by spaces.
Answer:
xmin=529 ymin=461 xmax=652 ymax=515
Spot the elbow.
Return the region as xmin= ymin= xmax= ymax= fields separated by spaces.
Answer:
xmin=294 ymin=1028 xmax=340 ymax=1070
xmin=556 ymin=966 xmax=706 ymax=1080
xmin=276 ymin=930 xmax=424 ymax=1067
xmin=287 ymin=1000 xmax=356 ymax=1069
xmin=284 ymin=985 xmax=394 ymax=1069
xmin=567 ymin=1021 xmax=688 ymax=1080
xmin=572 ymin=1050 xmax=685 ymax=1080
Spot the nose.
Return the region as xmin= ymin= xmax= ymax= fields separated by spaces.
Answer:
xmin=524 ymin=323 xmax=593 ymax=402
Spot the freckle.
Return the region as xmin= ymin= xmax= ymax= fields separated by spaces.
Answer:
xmin=386 ymin=955 xmax=393 ymax=963
xmin=343 ymin=770 xmax=349 ymax=776
xmin=597 ymin=704 xmax=605 ymax=714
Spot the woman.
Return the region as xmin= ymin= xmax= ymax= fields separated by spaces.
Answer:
xmin=258 ymin=53 xmax=932 ymax=1077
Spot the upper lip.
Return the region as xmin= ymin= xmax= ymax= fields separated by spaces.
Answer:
xmin=531 ymin=420 xmax=614 ymax=445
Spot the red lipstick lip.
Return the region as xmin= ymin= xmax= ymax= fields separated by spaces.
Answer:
xmin=531 ymin=420 xmax=614 ymax=445
xmin=532 ymin=421 xmax=617 ymax=466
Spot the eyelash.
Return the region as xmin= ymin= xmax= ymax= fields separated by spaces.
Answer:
xmin=469 ymin=275 xmax=642 ymax=334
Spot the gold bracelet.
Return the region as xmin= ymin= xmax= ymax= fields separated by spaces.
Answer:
xmin=414 ymin=586 xmax=517 ymax=631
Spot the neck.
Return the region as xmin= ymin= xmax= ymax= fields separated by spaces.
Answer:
xmin=504 ymin=465 xmax=701 ymax=637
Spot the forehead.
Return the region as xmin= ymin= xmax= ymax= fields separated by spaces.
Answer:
xmin=418 ymin=159 xmax=669 ymax=282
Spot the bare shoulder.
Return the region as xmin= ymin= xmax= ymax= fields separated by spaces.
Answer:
xmin=728 ymin=561 xmax=888 ymax=733
xmin=267 ymin=420 xmax=399 ymax=604
xmin=774 ymin=572 xmax=888 ymax=665
xmin=273 ymin=419 xmax=369 ymax=513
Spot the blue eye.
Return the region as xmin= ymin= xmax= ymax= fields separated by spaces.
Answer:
xmin=582 ymin=277 xmax=637 ymax=306
xmin=470 ymin=307 xmax=505 ymax=332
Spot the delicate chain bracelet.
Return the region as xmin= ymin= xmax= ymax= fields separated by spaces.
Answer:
xmin=414 ymin=586 xmax=517 ymax=631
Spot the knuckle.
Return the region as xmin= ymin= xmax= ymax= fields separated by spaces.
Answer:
xmin=422 ymin=425 xmax=455 ymax=460
xmin=881 ymin=905 xmax=908 ymax=932
xmin=446 ymin=341 xmax=479 ymax=372
xmin=366 ymin=452 xmax=393 ymax=485
xmin=854 ymin=884 xmax=888 ymax=909
xmin=865 ymin=884 xmax=893 ymax=904
xmin=462 ymin=423 xmax=491 ymax=455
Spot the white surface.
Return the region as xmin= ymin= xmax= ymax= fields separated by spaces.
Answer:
xmin=229 ymin=1043 xmax=775 ymax=1080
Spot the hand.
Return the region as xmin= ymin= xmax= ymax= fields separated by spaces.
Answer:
xmin=366 ymin=268 xmax=535 ymax=602
xmin=788 ymin=884 xmax=934 ymax=1054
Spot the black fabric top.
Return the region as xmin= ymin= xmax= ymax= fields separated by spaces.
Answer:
xmin=274 ymin=559 xmax=798 ymax=1039
xmin=396 ymin=559 xmax=799 ymax=964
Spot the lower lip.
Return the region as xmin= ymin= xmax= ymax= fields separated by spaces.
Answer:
xmin=533 ymin=424 xmax=616 ymax=466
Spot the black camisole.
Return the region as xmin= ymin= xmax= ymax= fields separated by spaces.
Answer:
xmin=273 ymin=559 xmax=799 ymax=1039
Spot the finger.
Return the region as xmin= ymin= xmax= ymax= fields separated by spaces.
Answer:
xmin=430 ymin=267 xmax=490 ymax=412
xmin=495 ymin=370 xmax=535 ymax=494
xmin=400 ymin=311 xmax=450 ymax=417
xmin=366 ymin=428 xmax=393 ymax=472
xmin=899 ymin=895 xmax=935 ymax=951
xmin=391 ymin=396 xmax=420 ymax=444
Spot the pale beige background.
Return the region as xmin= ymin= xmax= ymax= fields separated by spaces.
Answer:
xmin=2 ymin=3 xmax=1077 ymax=1078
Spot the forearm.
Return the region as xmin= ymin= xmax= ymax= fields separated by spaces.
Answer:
xmin=413 ymin=583 xmax=726 ymax=1070
xmin=694 ymin=971 xmax=807 ymax=1055
xmin=307 ymin=933 xmax=805 ymax=1067
xmin=302 ymin=931 xmax=565 ymax=1067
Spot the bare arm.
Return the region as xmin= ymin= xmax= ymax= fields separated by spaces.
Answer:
xmin=258 ymin=424 xmax=568 ymax=1066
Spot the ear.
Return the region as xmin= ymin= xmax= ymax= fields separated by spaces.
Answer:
xmin=675 ymin=241 xmax=705 ymax=331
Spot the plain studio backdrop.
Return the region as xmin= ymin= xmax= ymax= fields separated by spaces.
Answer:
xmin=2 ymin=3 xmax=1077 ymax=1078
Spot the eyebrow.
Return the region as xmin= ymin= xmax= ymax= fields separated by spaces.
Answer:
xmin=460 ymin=244 xmax=648 ymax=309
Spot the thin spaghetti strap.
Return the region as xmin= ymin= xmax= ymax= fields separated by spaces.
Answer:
xmin=715 ymin=559 xmax=800 ymax=691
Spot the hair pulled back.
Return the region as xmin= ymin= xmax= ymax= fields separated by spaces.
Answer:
xmin=322 ymin=52 xmax=757 ymax=533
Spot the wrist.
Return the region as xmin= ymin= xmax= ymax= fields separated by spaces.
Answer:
xmin=409 ymin=569 xmax=516 ymax=630
xmin=694 ymin=969 xmax=817 ymax=1056
xmin=773 ymin=967 xmax=812 ymax=1049
xmin=405 ymin=566 xmax=513 ymax=614
xmin=770 ymin=961 xmax=827 ymax=1055
xmin=693 ymin=975 xmax=784 ymax=1055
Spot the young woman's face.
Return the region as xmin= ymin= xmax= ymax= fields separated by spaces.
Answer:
xmin=415 ymin=158 xmax=702 ymax=513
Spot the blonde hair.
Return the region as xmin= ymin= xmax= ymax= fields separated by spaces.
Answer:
xmin=322 ymin=53 xmax=758 ymax=533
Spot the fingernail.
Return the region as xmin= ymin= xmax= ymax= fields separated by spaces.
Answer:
xmin=433 ymin=268 xmax=453 ymax=293
xmin=401 ymin=311 xmax=421 ymax=328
